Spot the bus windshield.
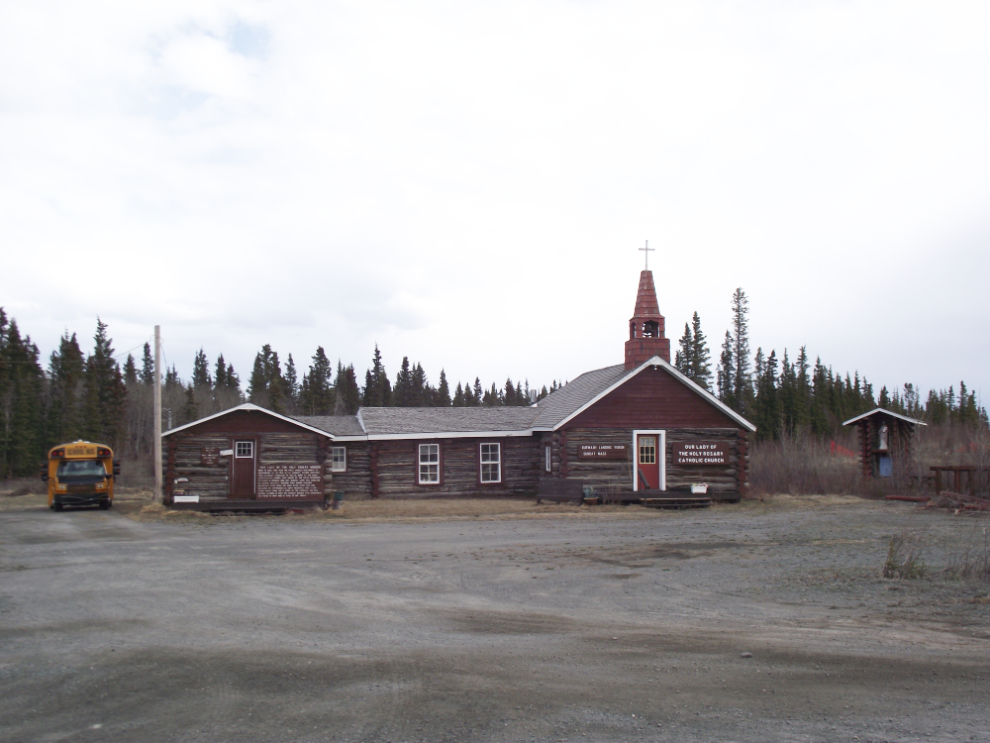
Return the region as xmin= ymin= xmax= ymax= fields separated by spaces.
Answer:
xmin=57 ymin=460 xmax=107 ymax=479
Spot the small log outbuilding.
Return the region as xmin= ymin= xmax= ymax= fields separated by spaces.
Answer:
xmin=162 ymin=269 xmax=757 ymax=509
xmin=842 ymin=408 xmax=926 ymax=480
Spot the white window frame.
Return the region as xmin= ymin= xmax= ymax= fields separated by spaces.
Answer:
xmin=235 ymin=441 xmax=254 ymax=458
xmin=330 ymin=446 xmax=347 ymax=473
xmin=418 ymin=443 xmax=440 ymax=485
xmin=480 ymin=442 xmax=501 ymax=484
xmin=545 ymin=445 xmax=552 ymax=473
xmin=631 ymin=429 xmax=666 ymax=492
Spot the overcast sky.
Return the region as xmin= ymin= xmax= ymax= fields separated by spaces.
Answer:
xmin=2 ymin=1 xmax=988 ymax=404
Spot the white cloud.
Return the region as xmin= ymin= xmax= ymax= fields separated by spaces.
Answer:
xmin=1 ymin=0 xmax=988 ymax=401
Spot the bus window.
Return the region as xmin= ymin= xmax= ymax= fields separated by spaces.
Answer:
xmin=57 ymin=460 xmax=107 ymax=478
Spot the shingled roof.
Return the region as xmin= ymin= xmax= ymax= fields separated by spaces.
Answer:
xmin=294 ymin=415 xmax=367 ymax=437
xmin=530 ymin=364 xmax=633 ymax=429
xmin=165 ymin=357 xmax=753 ymax=441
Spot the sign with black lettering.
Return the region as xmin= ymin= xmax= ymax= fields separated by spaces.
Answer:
xmin=673 ymin=442 xmax=729 ymax=466
xmin=578 ymin=444 xmax=629 ymax=460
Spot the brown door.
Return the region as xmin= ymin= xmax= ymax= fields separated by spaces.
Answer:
xmin=637 ymin=435 xmax=659 ymax=491
xmin=231 ymin=440 xmax=256 ymax=499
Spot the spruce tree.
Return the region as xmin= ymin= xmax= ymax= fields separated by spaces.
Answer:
xmin=47 ymin=331 xmax=86 ymax=445
xmin=394 ymin=357 xmax=413 ymax=406
xmin=688 ymin=312 xmax=711 ymax=389
xmin=82 ymin=318 xmax=128 ymax=449
xmin=284 ymin=354 xmax=298 ymax=411
xmin=140 ymin=342 xmax=155 ymax=386
xmin=182 ymin=384 xmax=199 ymax=424
xmin=247 ymin=345 xmax=285 ymax=412
xmin=0 ymin=313 xmax=46 ymax=477
xmin=717 ymin=331 xmax=735 ymax=408
xmin=123 ymin=354 xmax=138 ymax=384
xmin=192 ymin=348 xmax=212 ymax=389
xmin=452 ymin=382 xmax=465 ymax=407
xmin=300 ymin=347 xmax=334 ymax=415
xmin=333 ymin=362 xmax=360 ymax=415
xmin=675 ymin=322 xmax=692 ymax=376
xmin=411 ymin=363 xmax=429 ymax=406
xmin=730 ymin=288 xmax=752 ymax=415
xmin=362 ymin=345 xmax=392 ymax=407
xmin=215 ymin=354 xmax=228 ymax=390
xmin=504 ymin=378 xmax=518 ymax=406
xmin=436 ymin=370 xmax=451 ymax=406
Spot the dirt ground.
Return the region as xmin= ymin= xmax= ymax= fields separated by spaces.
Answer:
xmin=1 ymin=488 xmax=988 ymax=743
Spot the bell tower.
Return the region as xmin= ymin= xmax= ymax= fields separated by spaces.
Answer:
xmin=625 ymin=243 xmax=670 ymax=368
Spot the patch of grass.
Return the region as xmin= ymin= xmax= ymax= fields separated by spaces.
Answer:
xmin=944 ymin=527 xmax=990 ymax=583
xmin=883 ymin=533 xmax=927 ymax=580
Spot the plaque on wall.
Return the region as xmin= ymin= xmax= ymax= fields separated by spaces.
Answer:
xmin=577 ymin=444 xmax=629 ymax=460
xmin=672 ymin=442 xmax=729 ymax=466
xmin=200 ymin=447 xmax=221 ymax=466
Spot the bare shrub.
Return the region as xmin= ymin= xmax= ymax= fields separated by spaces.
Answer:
xmin=750 ymin=430 xmax=863 ymax=496
xmin=883 ymin=532 xmax=927 ymax=579
xmin=905 ymin=423 xmax=990 ymax=496
xmin=943 ymin=526 xmax=990 ymax=583
xmin=0 ymin=477 xmax=47 ymax=497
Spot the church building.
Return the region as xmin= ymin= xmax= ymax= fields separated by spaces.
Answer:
xmin=161 ymin=269 xmax=756 ymax=509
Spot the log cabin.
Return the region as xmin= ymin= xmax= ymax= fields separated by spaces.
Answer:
xmin=161 ymin=269 xmax=756 ymax=510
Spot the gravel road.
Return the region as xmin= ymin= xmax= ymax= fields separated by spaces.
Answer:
xmin=1 ymin=496 xmax=988 ymax=742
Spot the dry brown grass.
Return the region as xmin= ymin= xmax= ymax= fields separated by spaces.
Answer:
xmin=1 ymin=481 xmax=870 ymax=523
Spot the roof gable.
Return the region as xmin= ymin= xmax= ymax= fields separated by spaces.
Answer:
xmin=534 ymin=356 xmax=756 ymax=432
xmin=162 ymin=403 xmax=333 ymax=438
xmin=842 ymin=408 xmax=928 ymax=427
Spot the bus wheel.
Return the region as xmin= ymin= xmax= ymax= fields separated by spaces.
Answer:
xmin=53 ymin=501 xmax=63 ymax=512
xmin=99 ymin=499 xmax=110 ymax=510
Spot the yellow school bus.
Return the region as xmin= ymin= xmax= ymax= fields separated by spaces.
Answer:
xmin=42 ymin=441 xmax=119 ymax=511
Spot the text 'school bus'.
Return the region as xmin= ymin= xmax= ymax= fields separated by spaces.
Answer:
xmin=41 ymin=441 xmax=120 ymax=511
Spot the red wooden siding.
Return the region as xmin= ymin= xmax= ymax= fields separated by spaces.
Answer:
xmin=566 ymin=366 xmax=740 ymax=429
xmin=177 ymin=410 xmax=312 ymax=436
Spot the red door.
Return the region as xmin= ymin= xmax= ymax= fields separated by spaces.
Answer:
xmin=231 ymin=440 xmax=256 ymax=499
xmin=637 ymin=435 xmax=659 ymax=491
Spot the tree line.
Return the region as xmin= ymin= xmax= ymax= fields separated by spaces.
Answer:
xmin=0 ymin=309 xmax=560 ymax=477
xmin=0 ymin=301 xmax=985 ymax=478
xmin=674 ymin=288 xmax=988 ymax=442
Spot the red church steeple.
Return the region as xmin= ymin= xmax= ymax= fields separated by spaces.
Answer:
xmin=624 ymin=269 xmax=670 ymax=369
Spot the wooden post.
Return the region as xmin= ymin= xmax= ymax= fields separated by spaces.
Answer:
xmin=154 ymin=325 xmax=162 ymax=504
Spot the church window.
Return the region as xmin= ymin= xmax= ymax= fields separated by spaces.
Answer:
xmin=419 ymin=444 xmax=440 ymax=484
xmin=480 ymin=443 xmax=501 ymax=483
xmin=639 ymin=436 xmax=656 ymax=465
xmin=330 ymin=446 xmax=347 ymax=472
xmin=545 ymin=445 xmax=551 ymax=472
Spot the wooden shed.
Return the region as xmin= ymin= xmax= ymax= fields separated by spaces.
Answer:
xmin=161 ymin=405 xmax=337 ymax=511
xmin=842 ymin=408 xmax=926 ymax=480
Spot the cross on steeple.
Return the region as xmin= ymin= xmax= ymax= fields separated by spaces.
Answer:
xmin=639 ymin=240 xmax=654 ymax=270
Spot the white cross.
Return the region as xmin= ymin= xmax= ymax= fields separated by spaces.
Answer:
xmin=639 ymin=240 xmax=654 ymax=270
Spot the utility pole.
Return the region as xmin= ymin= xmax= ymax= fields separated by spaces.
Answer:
xmin=154 ymin=325 xmax=162 ymax=504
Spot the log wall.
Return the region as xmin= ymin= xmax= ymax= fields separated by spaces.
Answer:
xmin=325 ymin=442 xmax=373 ymax=500
xmin=163 ymin=428 xmax=332 ymax=504
xmin=370 ymin=436 xmax=541 ymax=498
xmin=561 ymin=427 xmax=748 ymax=502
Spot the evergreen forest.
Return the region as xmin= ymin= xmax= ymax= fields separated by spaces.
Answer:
xmin=0 ymin=298 xmax=985 ymax=480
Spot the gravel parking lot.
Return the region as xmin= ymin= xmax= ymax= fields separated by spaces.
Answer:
xmin=1 ymin=494 xmax=988 ymax=742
